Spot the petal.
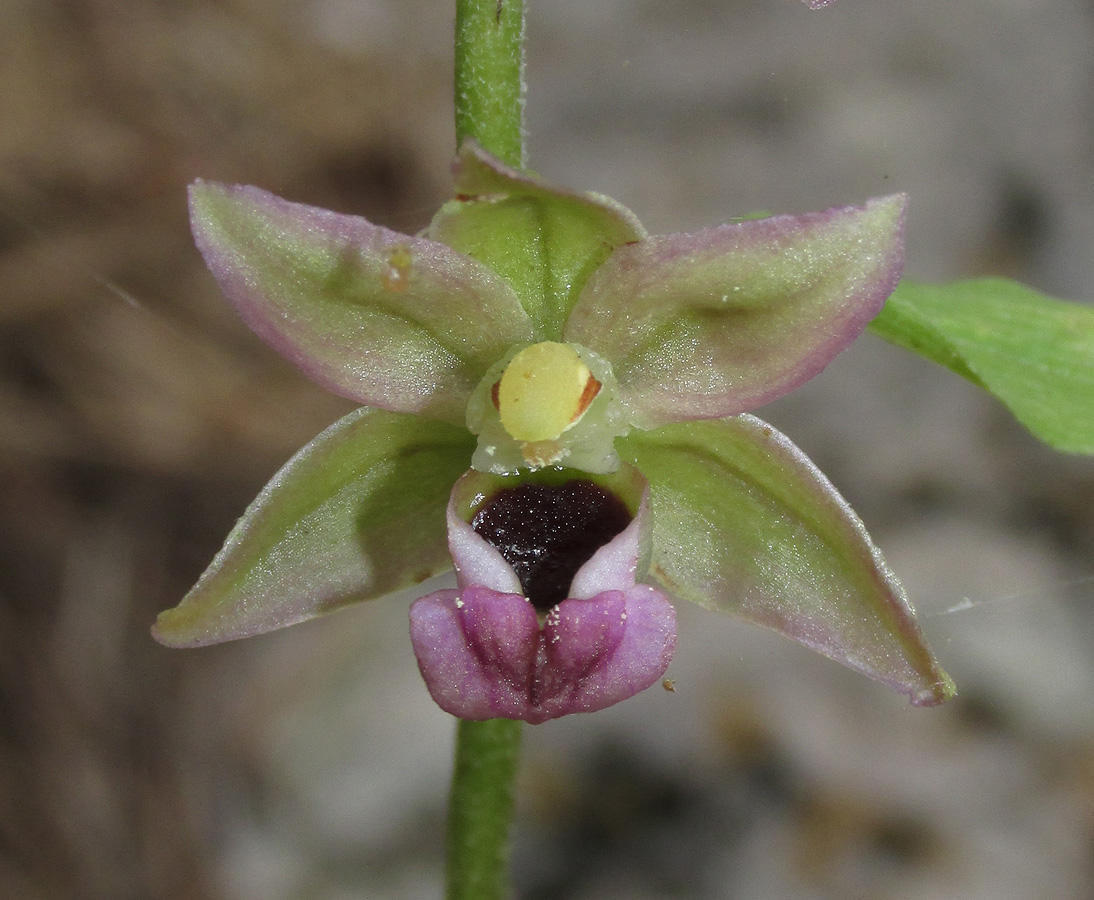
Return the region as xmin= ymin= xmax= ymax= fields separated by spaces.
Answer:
xmin=427 ymin=141 xmax=647 ymax=339
xmin=153 ymin=408 xmax=474 ymax=647
xmin=189 ymin=180 xmax=533 ymax=424
xmin=538 ymin=587 xmax=676 ymax=721
xmin=568 ymin=466 xmax=652 ymax=599
xmin=408 ymin=585 xmax=676 ymax=723
xmin=619 ymin=416 xmax=954 ymax=706
xmin=445 ymin=463 xmax=651 ymax=597
xmin=447 ymin=474 xmax=525 ymax=595
xmin=409 ymin=586 xmax=540 ymax=720
xmin=565 ymin=196 xmax=907 ymax=427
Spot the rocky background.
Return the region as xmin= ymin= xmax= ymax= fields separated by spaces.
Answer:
xmin=2 ymin=0 xmax=1093 ymax=898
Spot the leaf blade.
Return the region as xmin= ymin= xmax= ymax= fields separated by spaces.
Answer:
xmin=870 ymin=278 xmax=1094 ymax=454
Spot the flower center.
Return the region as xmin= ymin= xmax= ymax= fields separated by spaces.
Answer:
xmin=496 ymin=342 xmax=601 ymax=443
xmin=466 ymin=341 xmax=626 ymax=474
xmin=471 ymin=480 xmax=632 ymax=612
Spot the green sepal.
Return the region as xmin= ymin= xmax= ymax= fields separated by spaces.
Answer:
xmin=189 ymin=180 xmax=532 ymax=425
xmin=618 ymin=417 xmax=955 ymax=706
xmin=428 ymin=141 xmax=646 ymax=339
xmin=153 ymin=408 xmax=474 ymax=647
xmin=870 ymin=278 xmax=1094 ymax=454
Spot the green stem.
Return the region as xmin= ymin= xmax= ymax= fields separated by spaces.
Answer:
xmin=446 ymin=717 xmax=523 ymax=900
xmin=454 ymin=0 xmax=526 ymax=167
xmin=446 ymin=3 xmax=527 ymax=898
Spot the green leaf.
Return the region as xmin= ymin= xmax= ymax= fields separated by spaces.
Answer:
xmin=619 ymin=416 xmax=954 ymax=706
xmin=870 ymin=278 xmax=1094 ymax=454
xmin=189 ymin=181 xmax=533 ymax=425
xmin=428 ymin=141 xmax=646 ymax=339
xmin=153 ymin=408 xmax=474 ymax=647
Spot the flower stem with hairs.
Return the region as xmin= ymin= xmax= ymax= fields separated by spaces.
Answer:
xmin=447 ymin=2 xmax=527 ymax=898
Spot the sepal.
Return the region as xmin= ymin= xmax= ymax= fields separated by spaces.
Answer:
xmin=428 ymin=141 xmax=646 ymax=338
xmin=619 ymin=415 xmax=954 ymax=706
xmin=153 ymin=408 xmax=474 ymax=646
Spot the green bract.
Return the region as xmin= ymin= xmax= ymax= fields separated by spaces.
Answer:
xmin=156 ymin=141 xmax=956 ymax=708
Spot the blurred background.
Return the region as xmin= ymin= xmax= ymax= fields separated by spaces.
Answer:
xmin=2 ymin=0 xmax=1094 ymax=897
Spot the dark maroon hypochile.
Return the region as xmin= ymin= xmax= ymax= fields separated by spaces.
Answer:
xmin=471 ymin=480 xmax=632 ymax=612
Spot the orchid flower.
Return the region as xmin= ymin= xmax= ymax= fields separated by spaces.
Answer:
xmin=153 ymin=141 xmax=954 ymax=722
